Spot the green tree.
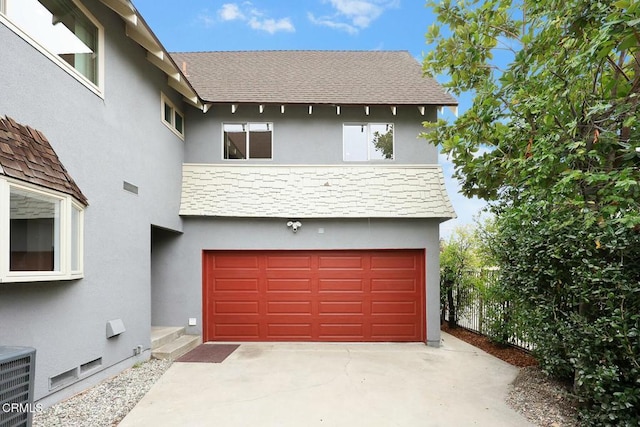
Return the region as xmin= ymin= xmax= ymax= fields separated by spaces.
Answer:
xmin=372 ymin=125 xmax=394 ymax=159
xmin=423 ymin=0 xmax=640 ymax=424
xmin=440 ymin=226 xmax=482 ymax=328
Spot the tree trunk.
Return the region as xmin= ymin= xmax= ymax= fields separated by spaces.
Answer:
xmin=501 ymin=300 xmax=511 ymax=344
xmin=447 ymin=286 xmax=457 ymax=328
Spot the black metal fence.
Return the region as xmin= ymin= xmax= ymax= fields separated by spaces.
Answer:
xmin=444 ymin=270 xmax=534 ymax=352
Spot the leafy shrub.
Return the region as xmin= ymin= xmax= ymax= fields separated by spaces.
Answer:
xmin=489 ymin=201 xmax=640 ymax=426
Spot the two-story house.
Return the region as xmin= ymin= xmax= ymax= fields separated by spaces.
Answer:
xmin=152 ymin=50 xmax=456 ymax=345
xmin=0 ymin=0 xmax=456 ymax=410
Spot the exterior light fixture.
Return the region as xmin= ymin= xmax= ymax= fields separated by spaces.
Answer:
xmin=286 ymin=220 xmax=302 ymax=233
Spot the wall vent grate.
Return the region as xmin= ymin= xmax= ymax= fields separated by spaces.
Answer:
xmin=49 ymin=367 xmax=78 ymax=390
xmin=123 ymin=181 xmax=139 ymax=195
xmin=80 ymin=358 xmax=102 ymax=375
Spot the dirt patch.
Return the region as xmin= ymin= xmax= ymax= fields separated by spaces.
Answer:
xmin=441 ymin=323 xmax=537 ymax=367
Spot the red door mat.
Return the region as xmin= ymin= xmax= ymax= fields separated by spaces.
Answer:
xmin=176 ymin=344 xmax=240 ymax=363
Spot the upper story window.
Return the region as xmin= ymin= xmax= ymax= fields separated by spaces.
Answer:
xmin=161 ymin=93 xmax=184 ymax=139
xmin=223 ymin=123 xmax=273 ymax=160
xmin=1 ymin=179 xmax=84 ymax=282
xmin=0 ymin=0 xmax=103 ymax=92
xmin=344 ymin=123 xmax=394 ymax=161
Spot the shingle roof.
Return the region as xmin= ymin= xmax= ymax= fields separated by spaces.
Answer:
xmin=180 ymin=164 xmax=456 ymax=219
xmin=171 ymin=50 xmax=457 ymax=106
xmin=0 ymin=116 xmax=88 ymax=205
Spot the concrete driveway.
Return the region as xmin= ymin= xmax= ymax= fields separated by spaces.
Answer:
xmin=119 ymin=332 xmax=533 ymax=426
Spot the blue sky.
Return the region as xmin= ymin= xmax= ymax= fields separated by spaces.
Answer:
xmin=132 ymin=0 xmax=486 ymax=237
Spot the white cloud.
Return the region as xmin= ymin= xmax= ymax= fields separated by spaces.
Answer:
xmin=309 ymin=0 xmax=398 ymax=34
xmin=214 ymin=2 xmax=295 ymax=34
xmin=248 ymin=17 xmax=295 ymax=34
xmin=219 ymin=3 xmax=245 ymax=21
xmin=307 ymin=12 xmax=357 ymax=34
xmin=329 ymin=0 xmax=382 ymax=28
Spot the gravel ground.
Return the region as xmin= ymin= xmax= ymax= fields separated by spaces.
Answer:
xmin=507 ymin=366 xmax=580 ymax=427
xmin=33 ymin=359 xmax=172 ymax=427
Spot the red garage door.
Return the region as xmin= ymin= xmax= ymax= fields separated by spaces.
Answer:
xmin=202 ymin=250 xmax=425 ymax=342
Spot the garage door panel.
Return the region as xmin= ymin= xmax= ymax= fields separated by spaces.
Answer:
xmin=266 ymin=278 xmax=312 ymax=292
xmin=267 ymin=323 xmax=313 ymax=339
xmin=215 ymin=323 xmax=260 ymax=339
xmin=370 ymin=269 xmax=419 ymax=277
xmin=215 ymin=301 xmax=260 ymax=314
xmin=318 ymin=256 xmax=364 ymax=269
xmin=266 ymin=256 xmax=312 ymax=269
xmin=213 ymin=255 xmax=259 ymax=269
xmin=316 ymin=270 xmax=368 ymax=280
xmin=318 ymin=279 xmax=364 ymax=292
xmin=319 ymin=323 xmax=364 ymax=338
xmin=267 ymin=301 xmax=312 ymax=314
xmin=371 ymin=323 xmax=417 ymax=338
xmin=214 ymin=270 xmax=261 ymax=278
xmin=319 ymin=301 xmax=364 ymax=314
xmin=371 ymin=278 xmax=417 ymax=292
xmin=214 ymin=278 xmax=260 ymax=292
xmin=370 ymin=255 xmax=417 ymax=270
xmin=203 ymin=250 xmax=424 ymax=342
xmin=371 ymin=301 xmax=417 ymax=315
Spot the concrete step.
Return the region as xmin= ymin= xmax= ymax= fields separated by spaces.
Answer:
xmin=152 ymin=334 xmax=202 ymax=360
xmin=151 ymin=326 xmax=185 ymax=351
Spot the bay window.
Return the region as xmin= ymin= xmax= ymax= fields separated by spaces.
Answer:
xmin=1 ymin=179 xmax=84 ymax=282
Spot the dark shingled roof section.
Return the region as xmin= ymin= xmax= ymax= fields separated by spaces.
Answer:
xmin=171 ymin=50 xmax=458 ymax=106
xmin=0 ymin=116 xmax=88 ymax=206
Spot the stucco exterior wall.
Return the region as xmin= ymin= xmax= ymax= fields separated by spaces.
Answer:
xmin=162 ymin=72 xmax=446 ymax=347
xmin=151 ymin=217 xmax=442 ymax=346
xmin=185 ymin=104 xmax=439 ymax=165
xmin=0 ymin=0 xmax=186 ymax=404
xmin=169 ymin=91 xmax=445 ymax=344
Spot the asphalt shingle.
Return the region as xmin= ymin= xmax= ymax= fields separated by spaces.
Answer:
xmin=171 ymin=50 xmax=457 ymax=106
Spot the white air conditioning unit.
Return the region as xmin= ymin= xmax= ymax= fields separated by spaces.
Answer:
xmin=0 ymin=347 xmax=36 ymax=427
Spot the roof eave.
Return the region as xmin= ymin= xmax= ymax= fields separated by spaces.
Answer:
xmin=201 ymin=101 xmax=458 ymax=108
xmin=200 ymin=101 xmax=458 ymax=117
xmin=98 ymin=0 xmax=205 ymax=110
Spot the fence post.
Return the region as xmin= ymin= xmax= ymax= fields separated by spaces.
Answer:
xmin=478 ymin=291 xmax=484 ymax=335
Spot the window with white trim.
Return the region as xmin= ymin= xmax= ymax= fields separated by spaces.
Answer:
xmin=1 ymin=178 xmax=84 ymax=282
xmin=0 ymin=0 xmax=103 ymax=92
xmin=343 ymin=123 xmax=394 ymax=161
xmin=161 ymin=93 xmax=184 ymax=139
xmin=223 ymin=123 xmax=273 ymax=160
